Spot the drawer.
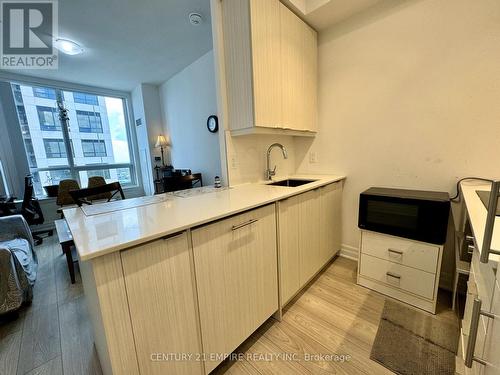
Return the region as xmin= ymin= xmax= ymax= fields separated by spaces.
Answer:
xmin=472 ymin=248 xmax=496 ymax=312
xmin=359 ymin=253 xmax=436 ymax=299
xmin=361 ymin=231 xmax=440 ymax=274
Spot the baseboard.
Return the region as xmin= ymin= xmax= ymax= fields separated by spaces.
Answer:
xmin=339 ymin=244 xmax=358 ymax=261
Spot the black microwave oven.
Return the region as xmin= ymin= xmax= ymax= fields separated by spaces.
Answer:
xmin=358 ymin=187 xmax=450 ymax=245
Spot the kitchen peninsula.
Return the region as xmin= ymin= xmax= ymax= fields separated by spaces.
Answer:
xmin=64 ymin=175 xmax=345 ymax=375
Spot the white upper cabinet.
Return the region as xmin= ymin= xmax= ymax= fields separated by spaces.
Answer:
xmin=222 ymin=0 xmax=318 ymax=136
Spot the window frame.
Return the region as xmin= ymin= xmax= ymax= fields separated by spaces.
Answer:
xmin=43 ymin=138 xmax=67 ymax=159
xmin=73 ymin=92 xmax=99 ymax=105
xmin=81 ymin=139 xmax=107 ymax=157
xmin=33 ymin=87 xmax=57 ymax=100
xmin=37 ymin=106 xmax=61 ymax=131
xmin=9 ymin=80 xmax=140 ymax=196
xmin=76 ymin=110 xmax=103 ymax=133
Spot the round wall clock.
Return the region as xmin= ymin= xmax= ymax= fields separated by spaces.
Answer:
xmin=207 ymin=115 xmax=218 ymax=133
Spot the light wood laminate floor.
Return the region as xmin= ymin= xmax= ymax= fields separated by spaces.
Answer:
xmin=0 ymin=236 xmax=101 ymax=375
xmin=0 ymin=237 xmax=457 ymax=374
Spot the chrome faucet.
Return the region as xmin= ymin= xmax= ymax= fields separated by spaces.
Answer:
xmin=266 ymin=143 xmax=288 ymax=180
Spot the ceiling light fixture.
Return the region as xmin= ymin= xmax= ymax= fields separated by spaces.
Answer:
xmin=54 ymin=38 xmax=84 ymax=55
xmin=188 ymin=12 xmax=203 ymax=25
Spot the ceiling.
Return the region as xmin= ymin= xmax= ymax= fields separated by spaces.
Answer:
xmin=1 ymin=0 xmax=213 ymax=92
xmin=283 ymin=0 xmax=384 ymax=30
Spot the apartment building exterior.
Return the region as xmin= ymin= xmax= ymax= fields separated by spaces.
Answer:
xmin=12 ymin=84 xmax=122 ymax=195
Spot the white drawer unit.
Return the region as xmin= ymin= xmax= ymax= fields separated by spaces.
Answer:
xmin=357 ymin=230 xmax=443 ymax=314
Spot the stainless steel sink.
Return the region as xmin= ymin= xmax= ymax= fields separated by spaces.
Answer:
xmin=267 ymin=179 xmax=317 ymax=187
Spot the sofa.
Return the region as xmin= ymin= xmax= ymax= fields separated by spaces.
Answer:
xmin=0 ymin=215 xmax=38 ymax=314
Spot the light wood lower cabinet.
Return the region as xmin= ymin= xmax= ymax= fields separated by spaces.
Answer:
xmin=121 ymin=233 xmax=203 ymax=375
xmin=319 ymin=182 xmax=342 ymax=266
xmin=192 ymin=204 xmax=278 ymax=374
xmin=279 ymin=182 xmax=342 ymax=305
xmin=278 ymin=194 xmax=301 ymax=304
xmin=299 ymin=189 xmax=321 ymax=285
xmin=80 ymin=184 xmax=343 ymax=375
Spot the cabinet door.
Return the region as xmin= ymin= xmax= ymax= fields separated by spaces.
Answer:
xmin=278 ymin=196 xmax=301 ymax=304
xmin=303 ymin=23 xmax=318 ymax=132
xmin=192 ymin=205 xmax=278 ymax=373
xmin=320 ymin=182 xmax=342 ymax=265
xmin=121 ymin=233 xmax=203 ymax=375
xmin=249 ymin=0 xmax=282 ymax=128
xmin=280 ymin=3 xmax=304 ymax=131
xmin=299 ymin=189 xmax=321 ymax=285
xmin=280 ymin=3 xmax=318 ymax=132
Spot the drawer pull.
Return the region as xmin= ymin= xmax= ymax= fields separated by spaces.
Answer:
xmin=386 ymin=272 xmax=401 ymax=280
xmin=466 ymin=235 xmax=475 ymax=243
xmin=232 ymin=219 xmax=259 ymax=231
xmin=467 ymin=245 xmax=475 ymax=255
xmin=388 ymin=248 xmax=403 ymax=257
xmin=161 ymin=231 xmax=184 ymax=240
xmin=465 ymin=298 xmax=496 ymax=368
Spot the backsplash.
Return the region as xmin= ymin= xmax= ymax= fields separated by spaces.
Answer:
xmin=225 ymin=132 xmax=297 ymax=185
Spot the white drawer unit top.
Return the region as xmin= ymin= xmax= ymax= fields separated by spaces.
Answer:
xmin=361 ymin=231 xmax=440 ymax=274
xmin=359 ymin=253 xmax=436 ymax=300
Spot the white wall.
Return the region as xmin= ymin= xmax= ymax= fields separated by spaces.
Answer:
xmin=295 ymin=0 xmax=500 ymax=285
xmin=159 ymin=51 xmax=222 ymax=185
xmin=131 ymin=83 xmax=164 ymax=195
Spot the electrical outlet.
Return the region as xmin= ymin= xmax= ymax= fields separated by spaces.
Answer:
xmin=230 ymin=155 xmax=238 ymax=169
xmin=309 ymin=152 xmax=318 ymax=164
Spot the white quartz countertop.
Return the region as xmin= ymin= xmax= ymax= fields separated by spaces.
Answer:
xmin=461 ymin=180 xmax=500 ymax=263
xmin=64 ymin=174 xmax=345 ymax=261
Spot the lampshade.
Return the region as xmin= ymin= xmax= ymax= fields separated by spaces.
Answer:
xmin=155 ymin=135 xmax=170 ymax=148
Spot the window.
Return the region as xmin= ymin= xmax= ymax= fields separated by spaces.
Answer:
xmin=73 ymin=92 xmax=99 ymax=105
xmin=13 ymin=89 xmax=23 ymax=103
xmin=12 ymin=83 xmax=136 ymax=196
xmin=33 ymin=87 xmax=57 ymax=100
xmin=24 ymin=139 xmax=37 ymax=168
xmin=81 ymin=140 xmax=107 ymax=157
xmin=17 ymin=106 xmax=27 ymax=125
xmin=37 ymin=106 xmax=61 ymax=131
xmin=44 ymin=139 xmax=67 ymax=158
xmin=77 ymin=110 xmax=103 ymax=133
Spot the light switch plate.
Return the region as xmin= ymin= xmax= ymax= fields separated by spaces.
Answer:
xmin=309 ymin=152 xmax=318 ymax=164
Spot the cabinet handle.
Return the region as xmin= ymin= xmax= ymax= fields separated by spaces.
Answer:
xmin=468 ymin=245 xmax=475 ymax=255
xmin=386 ymin=272 xmax=401 ymax=280
xmin=161 ymin=231 xmax=184 ymax=240
xmin=232 ymin=219 xmax=258 ymax=231
xmin=465 ymin=298 xmax=496 ymax=368
xmin=480 ymin=181 xmax=500 ymax=263
xmin=388 ymin=248 xmax=403 ymax=256
xmin=466 ymin=235 xmax=475 ymax=243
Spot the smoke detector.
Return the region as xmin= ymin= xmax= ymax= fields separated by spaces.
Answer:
xmin=189 ymin=12 xmax=203 ymax=25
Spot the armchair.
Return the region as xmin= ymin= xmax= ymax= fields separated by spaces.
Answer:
xmin=0 ymin=215 xmax=38 ymax=315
